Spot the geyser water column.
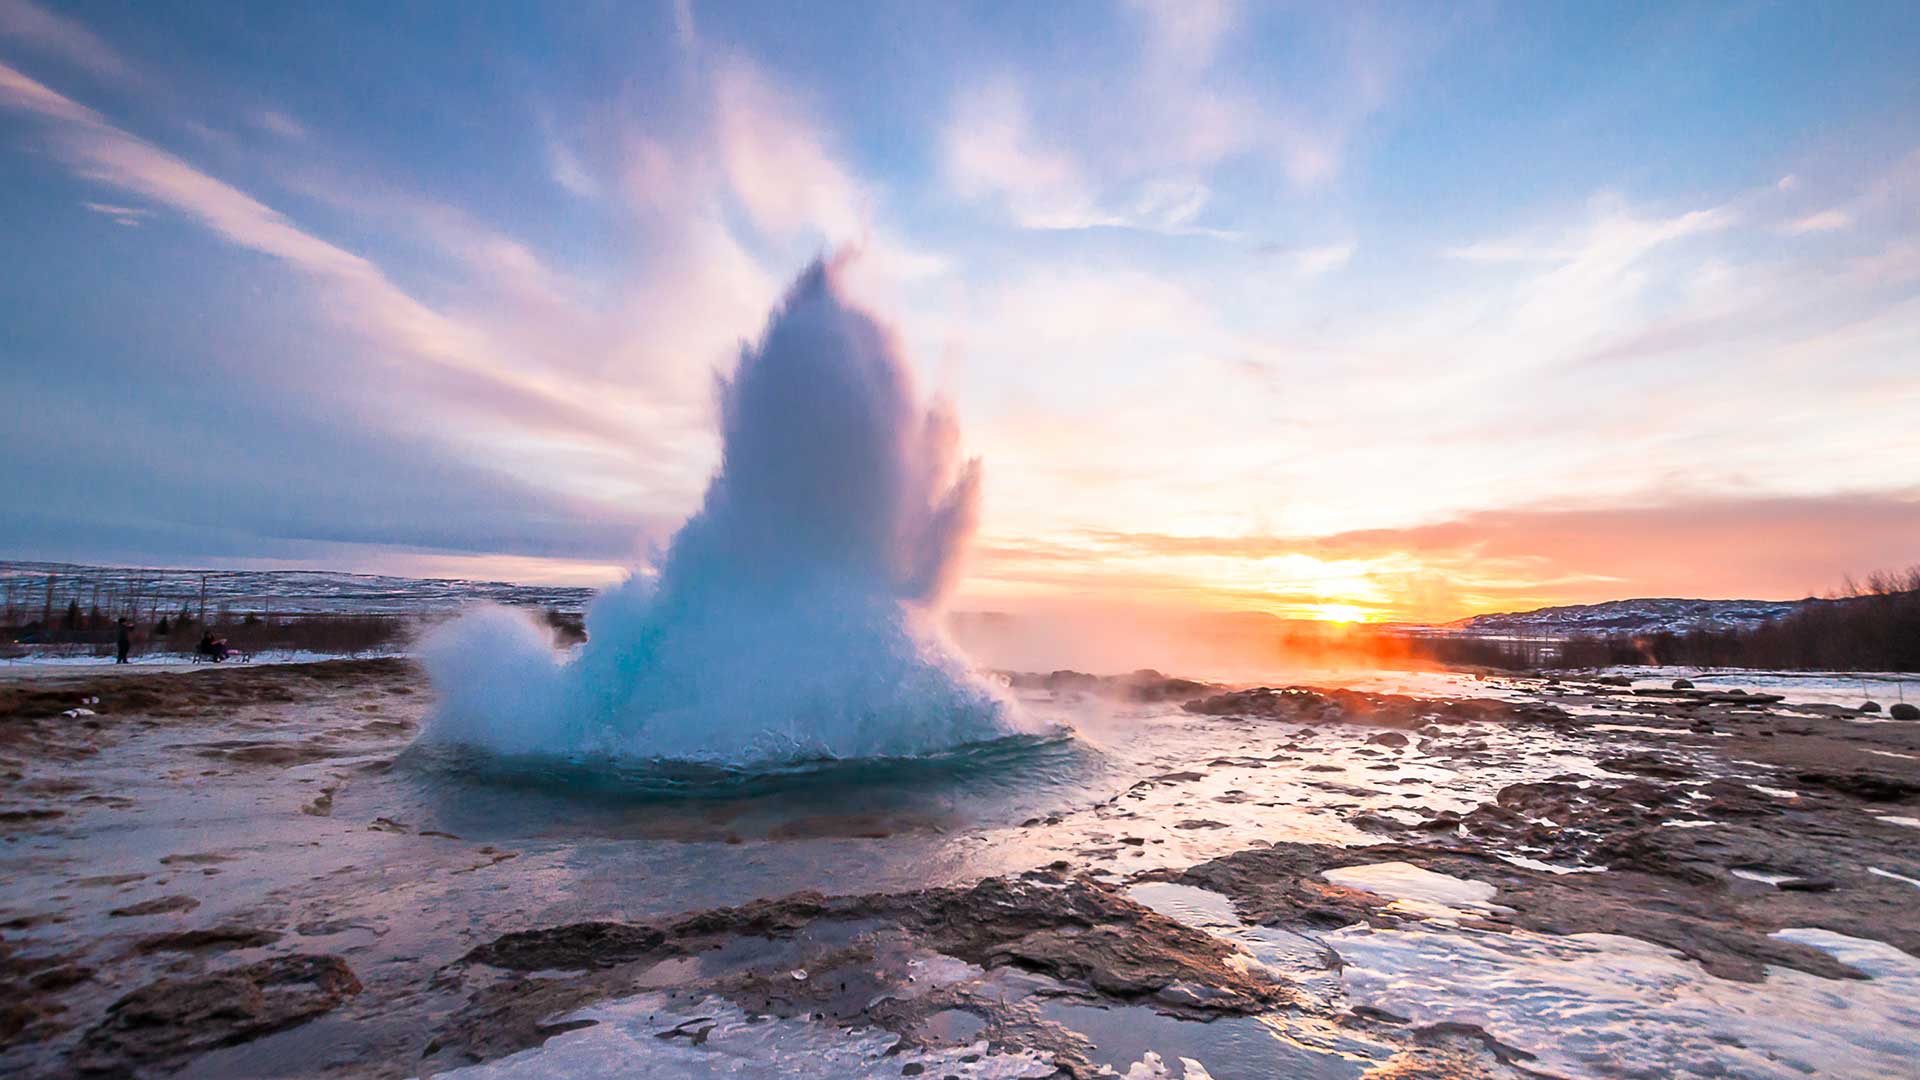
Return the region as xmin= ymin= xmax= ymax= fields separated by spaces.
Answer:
xmin=419 ymin=257 xmax=1031 ymax=766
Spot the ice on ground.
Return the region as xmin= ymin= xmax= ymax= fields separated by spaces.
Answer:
xmin=1867 ymin=866 xmax=1920 ymax=890
xmin=0 ymin=648 xmax=405 ymax=671
xmin=1598 ymin=666 xmax=1920 ymax=709
xmin=1769 ymin=927 xmax=1920 ymax=977
xmin=1116 ymin=1053 xmax=1216 ymax=1079
xmin=1496 ymin=853 xmax=1607 ymax=875
xmin=1729 ymin=867 xmax=1798 ymax=885
xmin=426 ymin=991 xmax=1055 ymax=1079
xmin=1332 ymin=923 xmax=1920 ymax=1080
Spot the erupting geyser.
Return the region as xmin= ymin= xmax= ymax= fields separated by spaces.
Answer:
xmin=419 ymin=257 xmax=1030 ymax=766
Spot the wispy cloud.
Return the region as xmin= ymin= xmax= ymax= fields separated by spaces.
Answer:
xmin=0 ymin=60 xmax=645 ymax=467
xmin=711 ymin=56 xmax=868 ymax=240
xmin=537 ymin=109 xmax=599 ymax=199
xmin=1128 ymin=0 xmax=1238 ymax=70
xmin=940 ymin=80 xmax=1254 ymax=239
xmin=80 ymin=199 xmax=149 ymax=225
xmin=0 ymin=57 xmax=100 ymax=122
xmin=942 ymin=78 xmax=1115 ymax=231
xmin=1451 ymin=195 xmax=1736 ymax=266
xmin=1443 ymin=241 xmax=1578 ymax=263
xmin=940 ymin=3 xmax=1431 ymax=238
xmin=0 ymin=0 xmax=129 ymax=81
xmin=1851 ymin=240 xmax=1920 ymax=285
xmin=1781 ymin=207 xmax=1853 ymax=235
xmin=250 ymin=108 xmax=306 ymax=141
xmin=1292 ymin=243 xmax=1354 ymax=276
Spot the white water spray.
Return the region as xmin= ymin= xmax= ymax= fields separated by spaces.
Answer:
xmin=419 ymin=257 xmax=1028 ymax=766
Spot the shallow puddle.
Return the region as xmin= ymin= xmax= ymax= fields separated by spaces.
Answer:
xmin=429 ymin=991 xmax=1054 ymax=1079
xmin=1331 ymin=922 xmax=1920 ymax=1080
xmin=1037 ymin=1001 xmax=1382 ymax=1080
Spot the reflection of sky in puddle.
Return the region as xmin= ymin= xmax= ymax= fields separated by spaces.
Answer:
xmin=430 ymin=990 xmax=1055 ymax=1080
xmin=1037 ymin=1001 xmax=1381 ymax=1080
xmin=1128 ymin=881 xmax=1243 ymax=928
xmin=1132 ymin=874 xmax=1920 ymax=1080
xmin=1333 ymin=922 xmax=1920 ymax=1079
xmin=1127 ymin=882 xmax=1342 ymax=999
xmin=1320 ymin=861 xmax=1502 ymax=914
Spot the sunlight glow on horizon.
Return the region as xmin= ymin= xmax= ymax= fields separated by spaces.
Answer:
xmin=1 ymin=2 xmax=1916 ymax=619
xmin=1301 ymin=602 xmax=1373 ymax=624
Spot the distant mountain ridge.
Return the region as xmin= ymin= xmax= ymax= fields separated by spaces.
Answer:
xmin=1447 ymin=597 xmax=1805 ymax=636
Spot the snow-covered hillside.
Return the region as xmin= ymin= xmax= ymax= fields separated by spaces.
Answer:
xmin=1449 ymin=597 xmax=1803 ymax=636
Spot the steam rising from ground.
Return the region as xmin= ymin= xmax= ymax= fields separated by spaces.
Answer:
xmin=420 ymin=258 xmax=1028 ymax=766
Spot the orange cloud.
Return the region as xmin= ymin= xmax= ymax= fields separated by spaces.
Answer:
xmin=966 ymin=491 xmax=1920 ymax=622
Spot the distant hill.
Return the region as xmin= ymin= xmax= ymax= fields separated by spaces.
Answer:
xmin=1446 ymin=597 xmax=1804 ymax=637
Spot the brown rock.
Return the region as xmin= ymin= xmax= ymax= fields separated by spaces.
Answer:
xmin=108 ymin=895 xmax=200 ymax=918
xmin=134 ymin=926 xmax=283 ymax=954
xmin=463 ymin=922 xmax=668 ymax=971
xmin=73 ymin=955 xmax=359 ymax=1075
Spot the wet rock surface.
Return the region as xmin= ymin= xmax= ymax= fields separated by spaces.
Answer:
xmin=463 ymin=921 xmax=670 ymax=972
xmin=422 ymin=871 xmax=1293 ymax=1076
xmin=1004 ymin=668 xmax=1223 ymax=703
xmin=72 ymin=954 xmax=360 ymax=1077
xmin=1183 ymin=685 xmax=1572 ymax=730
xmin=1 ymin=660 xmax=1916 ymax=1077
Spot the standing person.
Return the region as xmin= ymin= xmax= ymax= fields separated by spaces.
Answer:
xmin=115 ymin=618 xmax=132 ymax=665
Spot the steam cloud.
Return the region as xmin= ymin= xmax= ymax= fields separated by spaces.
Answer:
xmin=419 ymin=257 xmax=1027 ymax=765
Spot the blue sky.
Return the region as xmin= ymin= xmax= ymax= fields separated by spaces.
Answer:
xmin=2 ymin=1 xmax=1918 ymax=618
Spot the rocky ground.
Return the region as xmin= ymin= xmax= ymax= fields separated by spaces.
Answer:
xmin=1 ymin=660 xmax=1915 ymax=1078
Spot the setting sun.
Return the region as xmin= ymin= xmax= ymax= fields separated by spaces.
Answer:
xmin=1302 ymin=602 xmax=1373 ymax=624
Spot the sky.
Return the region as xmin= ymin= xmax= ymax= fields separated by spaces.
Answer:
xmin=2 ymin=0 xmax=1917 ymax=623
